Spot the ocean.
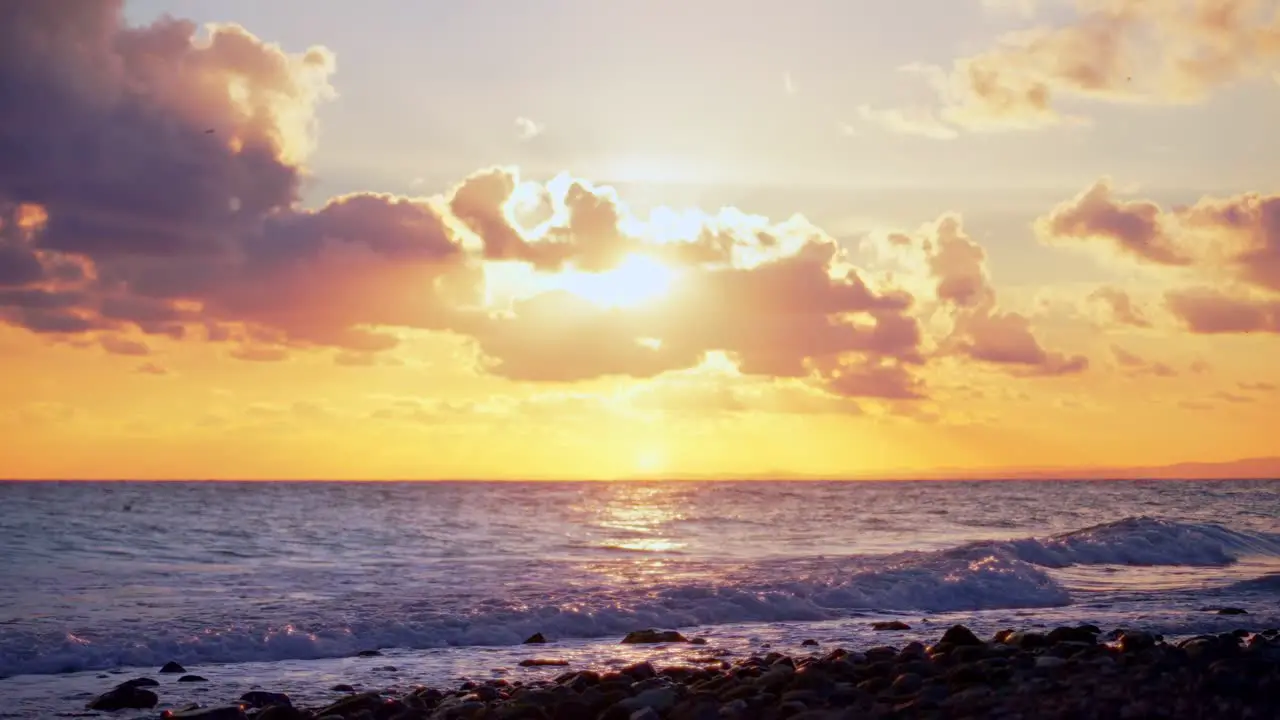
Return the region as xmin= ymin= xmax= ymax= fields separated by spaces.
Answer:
xmin=1 ymin=479 xmax=1278 ymax=717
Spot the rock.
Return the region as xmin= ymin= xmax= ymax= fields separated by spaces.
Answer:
xmin=316 ymin=691 xmax=384 ymax=718
xmin=622 ymin=661 xmax=657 ymax=680
xmin=630 ymin=708 xmax=661 ymax=720
xmin=1034 ymin=656 xmax=1066 ymax=669
xmin=621 ymin=629 xmax=688 ymax=644
xmin=178 ymin=674 xmax=208 ymax=683
xmin=1118 ymin=630 xmax=1157 ymax=653
xmin=872 ymin=621 xmax=911 ymax=631
xmin=689 ymin=637 xmax=708 ymax=645
xmin=940 ymin=625 xmax=984 ymax=647
xmin=889 ymin=673 xmax=922 ymax=695
xmin=159 ymin=661 xmax=187 ymax=673
xmin=119 ymin=676 xmax=159 ymax=688
xmin=524 ymin=632 xmax=548 ymax=644
xmin=239 ymin=690 xmax=291 ymax=708
xmin=616 ymin=687 xmax=677 ymax=713
xmin=355 ymin=649 xmax=383 ymax=657
xmin=165 ymin=707 xmax=247 ymax=720
xmin=519 ymin=658 xmax=570 ymax=667
xmin=1003 ymin=631 xmax=1047 ymax=650
xmin=801 ymin=639 xmax=819 ymax=646
xmin=331 ymin=683 xmax=356 ymax=692
xmin=1046 ymin=626 xmax=1098 ymax=644
xmin=1217 ymin=607 xmax=1249 ymax=615
xmin=254 ymin=707 xmax=308 ymax=720
xmin=87 ymin=684 xmax=158 ymax=711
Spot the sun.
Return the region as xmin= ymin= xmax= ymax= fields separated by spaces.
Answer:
xmin=634 ymin=448 xmax=668 ymax=475
xmin=548 ymin=254 xmax=676 ymax=309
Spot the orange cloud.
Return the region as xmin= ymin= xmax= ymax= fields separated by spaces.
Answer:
xmin=1037 ymin=179 xmax=1280 ymax=334
xmin=1036 ymin=180 xmax=1192 ymax=265
xmin=0 ymin=0 xmax=1112 ymax=419
xmin=893 ymin=0 xmax=1280 ymax=133
xmin=1164 ymin=289 xmax=1280 ymax=333
xmin=1089 ymin=286 xmax=1153 ymax=327
xmin=1111 ymin=345 xmax=1178 ymax=376
xmin=875 ymin=216 xmax=1089 ymax=376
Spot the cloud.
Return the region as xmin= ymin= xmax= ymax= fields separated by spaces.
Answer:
xmin=99 ymin=335 xmax=150 ymax=357
xmin=856 ymin=105 xmax=959 ymax=140
xmin=1110 ymin=345 xmax=1177 ymax=377
xmin=1036 ymin=179 xmax=1191 ymax=265
xmin=897 ymin=0 xmax=1280 ymax=132
xmin=982 ymin=0 xmax=1039 ymax=17
xmin=1040 ymin=181 xmax=1280 ymax=336
xmin=0 ymin=2 xmax=1099 ymax=412
xmin=1239 ymin=380 xmax=1277 ymax=392
xmin=231 ymin=346 xmax=291 ymax=362
xmin=136 ymin=362 xmax=170 ymax=376
xmin=515 ymin=117 xmax=543 ymax=141
xmin=1089 ymin=286 xmax=1151 ymax=327
xmin=872 ymin=215 xmax=1088 ymax=376
xmin=1165 ymin=289 xmax=1280 ymax=334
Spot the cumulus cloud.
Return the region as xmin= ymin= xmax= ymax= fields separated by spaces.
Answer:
xmin=1036 ymin=180 xmax=1191 ymax=265
xmin=0 ymin=1 xmax=1097 ymax=412
xmin=895 ymin=0 xmax=1280 ymax=132
xmin=872 ymin=215 xmax=1088 ymax=376
xmin=1038 ymin=179 xmax=1280 ymax=335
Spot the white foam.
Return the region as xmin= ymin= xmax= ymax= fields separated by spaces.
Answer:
xmin=8 ymin=515 xmax=1280 ymax=678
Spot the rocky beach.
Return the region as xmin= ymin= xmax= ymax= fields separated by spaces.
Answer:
xmin=81 ymin=622 xmax=1280 ymax=720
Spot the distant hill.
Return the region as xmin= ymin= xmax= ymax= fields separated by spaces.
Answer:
xmin=636 ymin=457 xmax=1280 ymax=482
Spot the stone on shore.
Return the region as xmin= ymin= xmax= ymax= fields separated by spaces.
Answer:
xmin=872 ymin=621 xmax=911 ymax=631
xmin=939 ymin=624 xmax=984 ymax=646
xmin=159 ymin=660 xmax=187 ymax=673
xmin=164 ymin=707 xmax=247 ymax=720
xmin=92 ymin=624 xmax=1280 ymax=720
xmin=178 ymin=674 xmax=208 ymax=682
xmin=523 ymin=632 xmax=547 ymax=644
xmin=621 ymin=629 xmax=688 ymax=644
xmin=87 ymin=682 xmax=158 ymax=711
xmin=239 ymin=690 xmax=291 ymax=708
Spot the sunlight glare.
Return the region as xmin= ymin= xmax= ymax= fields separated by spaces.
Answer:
xmin=634 ymin=448 xmax=667 ymax=475
xmin=547 ymin=254 xmax=676 ymax=309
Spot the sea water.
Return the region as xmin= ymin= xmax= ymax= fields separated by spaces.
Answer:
xmin=1 ymin=480 xmax=1277 ymax=717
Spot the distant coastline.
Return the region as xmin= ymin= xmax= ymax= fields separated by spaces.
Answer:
xmin=2 ymin=456 xmax=1279 ymax=482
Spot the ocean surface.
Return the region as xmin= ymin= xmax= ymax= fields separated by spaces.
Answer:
xmin=1 ymin=480 xmax=1279 ymax=717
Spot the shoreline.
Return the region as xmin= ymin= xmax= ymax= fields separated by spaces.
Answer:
xmin=77 ymin=622 xmax=1280 ymax=720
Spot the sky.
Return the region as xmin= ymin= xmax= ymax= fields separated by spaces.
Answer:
xmin=1 ymin=0 xmax=1278 ymax=480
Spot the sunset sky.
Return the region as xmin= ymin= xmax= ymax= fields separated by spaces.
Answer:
xmin=1 ymin=0 xmax=1278 ymax=479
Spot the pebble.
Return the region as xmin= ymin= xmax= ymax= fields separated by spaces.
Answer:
xmin=72 ymin=624 xmax=1280 ymax=720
